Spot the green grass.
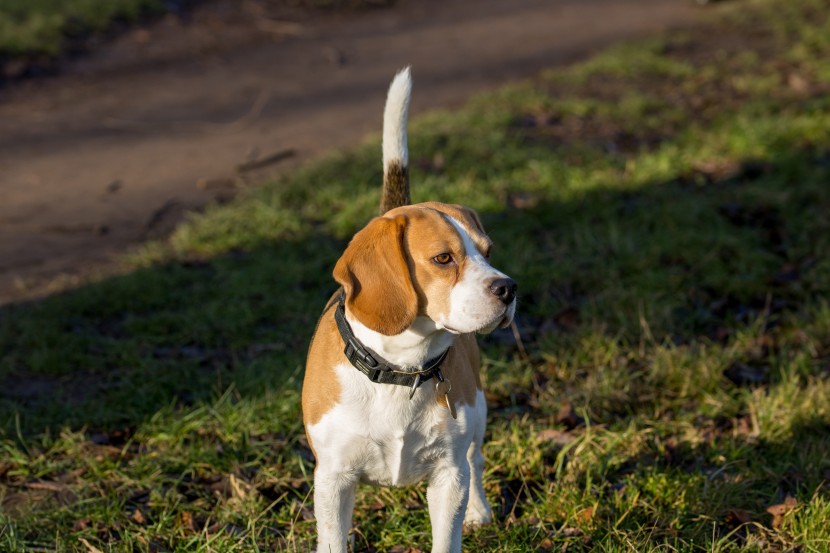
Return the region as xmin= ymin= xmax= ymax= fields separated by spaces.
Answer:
xmin=2 ymin=0 xmax=830 ymax=550
xmin=0 ymin=0 xmax=165 ymax=57
xmin=0 ymin=0 xmax=394 ymax=59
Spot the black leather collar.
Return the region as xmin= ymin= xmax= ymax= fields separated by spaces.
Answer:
xmin=333 ymin=296 xmax=449 ymax=397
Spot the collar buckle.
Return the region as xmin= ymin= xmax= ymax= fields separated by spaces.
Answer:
xmin=344 ymin=336 xmax=379 ymax=371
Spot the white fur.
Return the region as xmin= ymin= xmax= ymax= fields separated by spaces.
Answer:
xmin=383 ymin=67 xmax=412 ymax=170
xmin=439 ymin=217 xmax=517 ymax=334
xmin=308 ymin=215 xmax=514 ymax=552
xmin=347 ymin=315 xmax=453 ymax=369
xmin=308 ymin=361 xmax=490 ymax=553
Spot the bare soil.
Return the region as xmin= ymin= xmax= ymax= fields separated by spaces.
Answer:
xmin=0 ymin=0 xmax=706 ymax=305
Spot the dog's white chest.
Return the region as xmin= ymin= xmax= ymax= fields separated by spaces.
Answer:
xmin=359 ymin=414 xmax=446 ymax=487
xmin=307 ymin=363 xmax=465 ymax=488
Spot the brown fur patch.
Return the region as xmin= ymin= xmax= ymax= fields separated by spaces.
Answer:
xmin=302 ymin=301 xmax=345 ymax=432
xmin=439 ymin=333 xmax=482 ymax=411
xmin=380 ymin=161 xmax=410 ymax=214
xmin=333 ymin=215 xmax=419 ymax=336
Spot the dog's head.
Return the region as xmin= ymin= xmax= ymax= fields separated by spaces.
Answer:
xmin=333 ymin=202 xmax=516 ymax=336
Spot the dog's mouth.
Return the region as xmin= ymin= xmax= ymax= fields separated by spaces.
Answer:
xmin=490 ymin=302 xmax=518 ymax=333
xmin=440 ymin=323 xmax=464 ymax=335
xmin=440 ymin=315 xmax=504 ymax=335
xmin=439 ymin=301 xmax=516 ymax=335
xmin=478 ymin=312 xmax=514 ymax=335
xmin=476 ymin=319 xmax=502 ymax=335
xmin=475 ymin=306 xmax=517 ymax=335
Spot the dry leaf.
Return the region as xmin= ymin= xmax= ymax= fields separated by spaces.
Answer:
xmin=559 ymin=526 xmax=583 ymax=537
xmin=537 ymin=537 xmax=555 ymax=551
xmin=733 ymin=417 xmax=755 ymax=437
xmin=369 ymin=499 xmax=386 ymax=510
xmin=576 ymin=506 xmax=595 ymax=523
xmin=72 ymin=518 xmax=91 ymax=532
xmin=20 ymin=480 xmax=77 ymax=506
xmin=180 ymin=511 xmax=195 ymax=531
xmin=130 ymin=508 xmax=146 ymax=525
xmin=766 ymin=495 xmax=798 ymax=529
xmin=26 ymin=480 xmax=67 ymax=492
xmin=537 ymin=428 xmax=576 ymax=446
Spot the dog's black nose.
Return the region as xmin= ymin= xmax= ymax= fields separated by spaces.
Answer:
xmin=489 ymin=277 xmax=517 ymax=305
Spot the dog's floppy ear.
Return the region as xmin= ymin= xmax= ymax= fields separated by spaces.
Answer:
xmin=333 ymin=214 xmax=418 ymax=336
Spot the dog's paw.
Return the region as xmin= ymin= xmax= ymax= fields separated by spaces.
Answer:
xmin=463 ymin=504 xmax=493 ymax=530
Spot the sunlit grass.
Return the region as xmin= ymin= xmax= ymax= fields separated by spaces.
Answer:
xmin=1 ymin=0 xmax=830 ymax=551
xmin=0 ymin=0 xmax=164 ymax=56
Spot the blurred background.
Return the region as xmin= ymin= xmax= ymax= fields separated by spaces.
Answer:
xmin=0 ymin=0 xmax=705 ymax=304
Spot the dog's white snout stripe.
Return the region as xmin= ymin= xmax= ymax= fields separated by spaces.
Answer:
xmin=443 ymin=216 xmax=515 ymax=334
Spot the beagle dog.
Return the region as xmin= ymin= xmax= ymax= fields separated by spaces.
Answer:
xmin=302 ymin=68 xmax=517 ymax=553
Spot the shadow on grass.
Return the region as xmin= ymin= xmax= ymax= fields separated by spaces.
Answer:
xmin=0 ymin=231 xmax=347 ymax=436
xmin=3 ymin=145 xmax=829 ymax=427
xmin=1 ymin=146 xmax=827 ymax=476
xmin=0 ymin=142 xmax=826 ymax=551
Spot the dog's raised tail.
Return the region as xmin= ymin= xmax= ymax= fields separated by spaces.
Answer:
xmin=380 ymin=67 xmax=412 ymax=214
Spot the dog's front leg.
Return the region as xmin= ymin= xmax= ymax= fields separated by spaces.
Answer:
xmin=427 ymin=458 xmax=471 ymax=553
xmin=313 ymin=468 xmax=357 ymax=553
xmin=464 ymin=424 xmax=492 ymax=527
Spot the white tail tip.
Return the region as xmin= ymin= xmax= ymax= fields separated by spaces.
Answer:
xmin=383 ymin=67 xmax=412 ymax=169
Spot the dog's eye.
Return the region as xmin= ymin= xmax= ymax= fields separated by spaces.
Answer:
xmin=433 ymin=253 xmax=453 ymax=265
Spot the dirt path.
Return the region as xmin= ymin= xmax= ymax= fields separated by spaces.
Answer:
xmin=0 ymin=0 xmax=708 ymax=305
